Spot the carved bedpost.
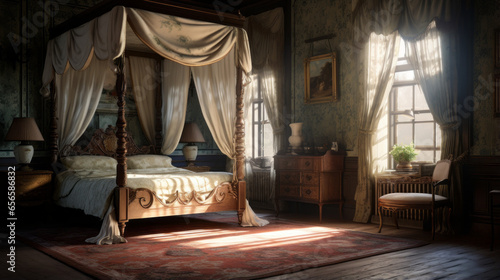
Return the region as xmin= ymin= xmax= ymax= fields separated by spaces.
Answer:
xmin=49 ymin=80 xmax=58 ymax=164
xmin=155 ymin=59 xmax=163 ymax=154
xmin=235 ymin=66 xmax=246 ymax=224
xmin=114 ymin=56 xmax=129 ymax=236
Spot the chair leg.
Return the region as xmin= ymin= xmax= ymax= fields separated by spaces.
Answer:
xmin=378 ymin=206 xmax=383 ymax=233
xmin=392 ymin=209 xmax=399 ymax=229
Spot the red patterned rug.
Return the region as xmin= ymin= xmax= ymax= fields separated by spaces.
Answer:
xmin=18 ymin=213 xmax=427 ymax=280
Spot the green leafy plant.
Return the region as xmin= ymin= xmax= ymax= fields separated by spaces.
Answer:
xmin=389 ymin=143 xmax=418 ymax=163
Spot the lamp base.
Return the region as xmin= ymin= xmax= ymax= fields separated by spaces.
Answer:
xmin=182 ymin=144 xmax=198 ymax=161
xmin=14 ymin=144 xmax=34 ymax=164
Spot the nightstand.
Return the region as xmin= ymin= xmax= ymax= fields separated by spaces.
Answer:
xmin=4 ymin=169 xmax=54 ymax=207
xmin=181 ymin=165 xmax=211 ymax=172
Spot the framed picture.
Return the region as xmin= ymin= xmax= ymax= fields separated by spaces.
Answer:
xmin=496 ymin=29 xmax=500 ymax=68
xmin=495 ymin=74 xmax=500 ymax=118
xmin=304 ymin=52 xmax=337 ymax=104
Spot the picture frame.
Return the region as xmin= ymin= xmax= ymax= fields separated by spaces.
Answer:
xmin=496 ymin=29 xmax=500 ymax=69
xmin=495 ymin=74 xmax=500 ymax=118
xmin=304 ymin=52 xmax=337 ymax=104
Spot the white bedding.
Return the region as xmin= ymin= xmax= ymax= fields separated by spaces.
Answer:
xmin=54 ymin=167 xmax=233 ymax=219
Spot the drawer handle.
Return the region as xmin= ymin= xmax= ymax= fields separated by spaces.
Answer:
xmin=305 ymin=161 xmax=311 ymax=167
xmin=305 ymin=189 xmax=312 ymax=195
xmin=284 ymin=187 xmax=291 ymax=193
xmin=306 ymin=175 xmax=312 ymax=181
xmin=285 ymin=175 xmax=291 ymax=180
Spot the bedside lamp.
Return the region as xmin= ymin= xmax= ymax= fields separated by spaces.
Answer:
xmin=179 ymin=122 xmax=205 ymax=164
xmin=5 ymin=117 xmax=44 ymax=170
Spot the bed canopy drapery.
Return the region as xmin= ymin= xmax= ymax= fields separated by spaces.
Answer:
xmin=41 ymin=2 xmax=265 ymax=243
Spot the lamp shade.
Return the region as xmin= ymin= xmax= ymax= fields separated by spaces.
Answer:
xmin=5 ymin=117 xmax=44 ymax=142
xmin=180 ymin=122 xmax=205 ymax=143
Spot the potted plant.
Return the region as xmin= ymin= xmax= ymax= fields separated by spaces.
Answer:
xmin=389 ymin=143 xmax=418 ymax=170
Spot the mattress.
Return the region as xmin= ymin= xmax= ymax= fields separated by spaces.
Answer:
xmin=54 ymin=167 xmax=233 ymax=219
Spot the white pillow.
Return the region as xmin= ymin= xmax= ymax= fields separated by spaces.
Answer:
xmin=61 ymin=155 xmax=117 ymax=171
xmin=127 ymin=155 xmax=173 ymax=169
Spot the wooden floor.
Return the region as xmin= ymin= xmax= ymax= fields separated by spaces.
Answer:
xmin=3 ymin=209 xmax=500 ymax=280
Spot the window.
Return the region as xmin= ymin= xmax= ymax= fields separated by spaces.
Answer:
xmin=249 ymin=74 xmax=274 ymax=159
xmin=388 ymin=38 xmax=441 ymax=167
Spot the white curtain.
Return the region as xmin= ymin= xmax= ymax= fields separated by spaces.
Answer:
xmin=125 ymin=8 xmax=251 ymax=73
xmin=128 ymin=56 xmax=158 ymax=144
xmin=354 ymin=32 xmax=400 ymax=223
xmin=405 ymin=21 xmax=461 ymax=233
xmin=55 ymin=54 xmax=116 ymax=149
xmin=160 ymin=59 xmax=191 ymax=155
xmin=41 ymin=6 xmax=126 ymax=96
xmin=191 ymin=49 xmax=237 ymax=159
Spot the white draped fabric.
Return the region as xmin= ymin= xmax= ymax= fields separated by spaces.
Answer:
xmin=128 ymin=56 xmax=158 ymax=144
xmin=160 ymin=59 xmax=191 ymax=155
xmin=191 ymin=49 xmax=237 ymax=160
xmin=55 ymin=55 xmax=116 ymax=149
xmin=41 ymin=6 xmax=127 ymax=95
xmin=354 ymin=32 xmax=400 ymax=223
xmin=42 ymin=6 xmax=252 ymax=96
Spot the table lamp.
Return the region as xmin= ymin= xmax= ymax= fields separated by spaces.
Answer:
xmin=5 ymin=117 xmax=45 ymax=170
xmin=179 ymin=122 xmax=205 ymax=164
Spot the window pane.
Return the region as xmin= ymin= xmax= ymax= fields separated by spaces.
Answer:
xmin=394 ymin=70 xmax=415 ymax=82
xmin=414 ymin=86 xmax=429 ymax=110
xmin=396 ymin=114 xmax=414 ymax=122
xmin=414 ymin=113 xmax=434 ymax=122
xmin=253 ymin=123 xmax=259 ymax=157
xmin=415 ymin=123 xmax=434 ymax=147
xmin=436 ymin=125 xmax=441 ymax=148
xmin=415 ymin=150 xmax=434 ymax=162
xmin=395 ymin=124 xmax=412 ymax=144
xmin=263 ymin=123 xmax=273 ymax=157
xmin=395 ymin=86 xmax=413 ymax=111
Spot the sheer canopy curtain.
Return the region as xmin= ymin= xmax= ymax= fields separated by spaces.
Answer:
xmin=55 ymin=54 xmax=116 ymax=149
xmin=354 ymin=32 xmax=400 ymax=223
xmin=160 ymin=59 xmax=190 ymax=155
xmin=128 ymin=56 xmax=158 ymax=145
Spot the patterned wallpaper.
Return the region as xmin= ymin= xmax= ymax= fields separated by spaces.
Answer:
xmin=471 ymin=0 xmax=500 ymax=155
xmin=290 ymin=0 xmax=500 ymax=156
xmin=291 ymin=0 xmax=360 ymax=153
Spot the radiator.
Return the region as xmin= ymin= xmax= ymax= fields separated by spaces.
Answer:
xmin=248 ymin=168 xmax=273 ymax=204
xmin=375 ymin=175 xmax=433 ymax=221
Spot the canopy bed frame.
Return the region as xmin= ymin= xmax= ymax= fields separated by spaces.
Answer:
xmin=44 ymin=0 xmax=252 ymax=240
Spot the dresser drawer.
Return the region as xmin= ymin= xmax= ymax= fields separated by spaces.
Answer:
xmin=279 ymin=172 xmax=300 ymax=184
xmin=301 ymin=172 xmax=319 ymax=185
xmin=279 ymin=185 xmax=299 ymax=198
xmin=275 ymin=158 xmax=298 ymax=170
xmin=301 ymin=186 xmax=319 ymax=200
xmin=298 ymin=158 xmax=318 ymax=171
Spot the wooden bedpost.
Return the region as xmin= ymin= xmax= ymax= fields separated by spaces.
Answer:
xmin=235 ymin=66 xmax=246 ymax=224
xmin=114 ymin=56 xmax=129 ymax=236
xmin=49 ymin=80 xmax=58 ymax=165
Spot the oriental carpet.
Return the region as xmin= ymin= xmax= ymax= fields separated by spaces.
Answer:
xmin=18 ymin=213 xmax=428 ymax=280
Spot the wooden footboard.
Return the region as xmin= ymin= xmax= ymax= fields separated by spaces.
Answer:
xmin=114 ymin=181 xmax=246 ymax=236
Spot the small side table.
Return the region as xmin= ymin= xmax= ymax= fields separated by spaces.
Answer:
xmin=5 ymin=169 xmax=54 ymax=207
xmin=490 ymin=190 xmax=500 ymax=251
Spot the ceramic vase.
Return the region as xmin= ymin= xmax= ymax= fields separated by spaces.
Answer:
xmin=288 ymin=122 xmax=303 ymax=148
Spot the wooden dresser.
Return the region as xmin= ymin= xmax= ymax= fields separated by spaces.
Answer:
xmin=274 ymin=151 xmax=345 ymax=222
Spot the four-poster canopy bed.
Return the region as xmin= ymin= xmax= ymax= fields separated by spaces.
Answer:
xmin=41 ymin=0 xmax=266 ymax=244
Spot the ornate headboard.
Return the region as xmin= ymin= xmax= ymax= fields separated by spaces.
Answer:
xmin=60 ymin=125 xmax=154 ymax=158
